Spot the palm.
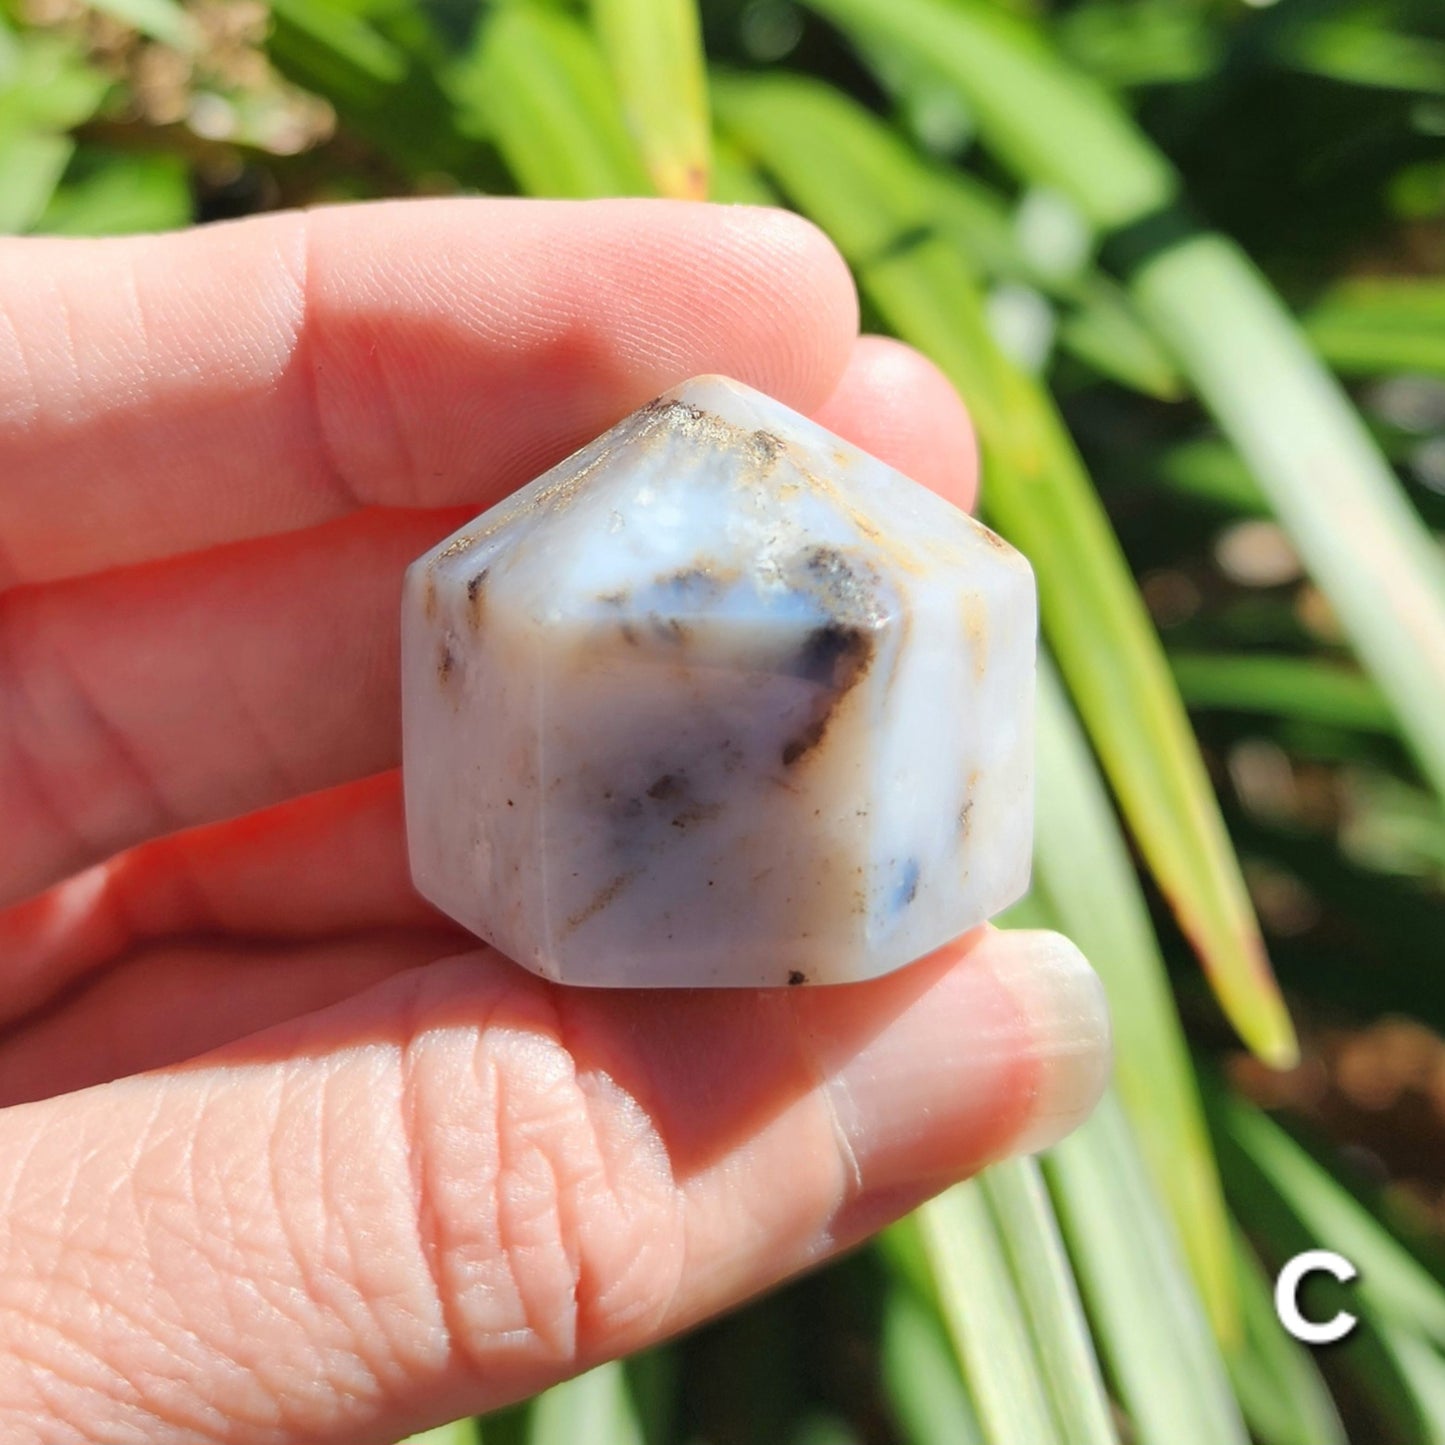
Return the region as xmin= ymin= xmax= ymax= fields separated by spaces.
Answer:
xmin=0 ymin=200 xmax=1106 ymax=1445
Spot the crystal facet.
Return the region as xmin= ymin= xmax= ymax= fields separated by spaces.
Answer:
xmin=401 ymin=376 xmax=1036 ymax=987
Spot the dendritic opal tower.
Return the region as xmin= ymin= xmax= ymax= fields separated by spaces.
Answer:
xmin=402 ymin=376 xmax=1036 ymax=988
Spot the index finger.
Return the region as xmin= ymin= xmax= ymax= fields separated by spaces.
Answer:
xmin=0 ymin=199 xmax=859 ymax=587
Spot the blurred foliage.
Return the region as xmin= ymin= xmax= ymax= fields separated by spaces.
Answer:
xmin=6 ymin=0 xmax=1445 ymax=1439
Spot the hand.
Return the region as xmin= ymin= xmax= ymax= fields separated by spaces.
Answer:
xmin=0 ymin=200 xmax=1110 ymax=1444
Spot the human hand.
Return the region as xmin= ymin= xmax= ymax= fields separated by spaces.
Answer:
xmin=0 ymin=200 xmax=1110 ymax=1444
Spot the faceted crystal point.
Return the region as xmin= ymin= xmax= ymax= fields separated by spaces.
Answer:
xmin=401 ymin=376 xmax=1036 ymax=988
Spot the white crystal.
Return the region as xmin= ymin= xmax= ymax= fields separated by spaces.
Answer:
xmin=401 ymin=376 xmax=1035 ymax=988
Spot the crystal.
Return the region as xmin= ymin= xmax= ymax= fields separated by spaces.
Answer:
xmin=401 ymin=376 xmax=1036 ymax=988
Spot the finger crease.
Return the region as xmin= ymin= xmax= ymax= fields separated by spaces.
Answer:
xmin=293 ymin=213 xmax=363 ymax=517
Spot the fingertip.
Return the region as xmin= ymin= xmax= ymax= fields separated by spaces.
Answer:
xmin=302 ymin=197 xmax=862 ymax=498
xmin=669 ymin=202 xmax=861 ymax=412
xmin=805 ymin=927 xmax=1111 ymax=1196
xmin=987 ymin=930 xmax=1113 ymax=1157
xmin=810 ymin=335 xmax=979 ymax=511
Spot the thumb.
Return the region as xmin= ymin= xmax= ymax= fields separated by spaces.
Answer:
xmin=0 ymin=927 xmax=1108 ymax=1444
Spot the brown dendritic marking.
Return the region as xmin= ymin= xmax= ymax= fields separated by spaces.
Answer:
xmin=423 ymin=571 xmax=439 ymax=622
xmin=779 ymin=546 xmax=883 ymax=767
xmin=653 ymin=562 xmax=737 ymax=607
xmin=466 ymin=568 xmax=489 ymax=628
xmin=780 ymin=627 xmax=872 ymax=766
xmin=958 ymin=770 xmax=981 ymax=837
xmin=670 ymin=801 xmax=723 ymax=831
xmin=437 ymin=640 xmax=456 ymax=685
xmin=565 ymin=871 xmax=637 ymax=932
xmin=747 ymin=429 xmax=786 ymax=471
xmin=646 ymin=772 xmax=683 ymax=801
xmin=641 ymin=771 xmax=723 ymax=832
xmin=788 ymin=970 xmax=807 ymax=986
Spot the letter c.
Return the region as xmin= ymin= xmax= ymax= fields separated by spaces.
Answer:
xmin=1275 ymin=1250 xmax=1358 ymax=1345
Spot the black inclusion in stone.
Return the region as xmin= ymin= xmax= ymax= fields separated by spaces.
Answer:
xmin=795 ymin=621 xmax=870 ymax=689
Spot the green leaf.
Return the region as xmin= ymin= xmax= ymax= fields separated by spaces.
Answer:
xmin=916 ymin=1165 xmax=1117 ymax=1445
xmin=264 ymin=0 xmax=478 ymax=177
xmin=1209 ymin=1093 xmax=1445 ymax=1346
xmin=396 ymin=1420 xmax=481 ymax=1445
xmin=1154 ymin=439 xmax=1270 ymax=517
xmin=803 ymin=0 xmax=1176 ymax=229
xmin=1306 ymin=278 xmax=1445 ymax=379
xmin=709 ymin=135 xmax=777 ymax=205
xmin=1032 ymin=658 xmax=1237 ymax=1336
xmin=976 ymin=1162 xmax=1120 ymax=1445
xmin=1170 ymin=653 xmax=1396 ymax=734
xmin=35 ymin=150 xmax=191 ymax=235
xmin=1211 ymin=1090 xmax=1445 ymax=1442
xmin=788 ymin=1413 xmax=865 ymax=1445
xmin=1225 ymin=1224 xmax=1346 ymax=1445
xmin=716 ymin=72 xmax=1296 ymax=1066
xmin=919 ymin=155 xmax=1181 ymax=397
xmin=1271 ymin=20 xmax=1445 ymax=96
xmin=527 ymin=1362 xmax=645 ymax=1445
xmin=88 ymin=0 xmax=196 ymax=51
xmin=1057 ymin=283 xmax=1182 ymax=399
xmin=268 ymin=0 xmax=407 ymax=84
xmin=1045 ymin=1093 xmax=1250 ymax=1445
xmin=880 ymin=1279 xmax=986 ymax=1445
xmin=0 ymin=30 xmax=110 ymax=135
xmin=1056 ymin=0 xmax=1220 ymax=89
xmin=1379 ymin=1329 xmax=1445 ymax=1442
xmin=1129 ymin=234 xmax=1445 ymax=804
xmin=811 ymin=0 xmax=1445 ymax=810
xmin=455 ymin=4 xmax=651 ymax=198
xmin=591 ymin=0 xmax=709 ymax=198
xmin=0 ymin=131 xmax=71 ymax=234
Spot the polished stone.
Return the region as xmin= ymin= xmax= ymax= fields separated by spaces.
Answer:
xmin=401 ymin=376 xmax=1036 ymax=987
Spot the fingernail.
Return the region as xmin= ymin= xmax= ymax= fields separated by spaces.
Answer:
xmin=809 ymin=930 xmax=1112 ymax=1192
xmin=1000 ymin=931 xmax=1114 ymax=1157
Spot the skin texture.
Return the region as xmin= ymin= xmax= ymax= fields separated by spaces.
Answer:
xmin=0 ymin=200 xmax=1111 ymax=1444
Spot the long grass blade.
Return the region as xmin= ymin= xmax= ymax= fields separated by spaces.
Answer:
xmin=86 ymin=0 xmax=196 ymax=51
xmin=976 ymin=1162 xmax=1121 ymax=1445
xmin=804 ymin=0 xmax=1445 ymax=806
xmin=880 ymin=1279 xmax=986 ymax=1445
xmin=0 ymin=28 xmax=112 ymax=136
xmin=716 ymin=72 xmax=1296 ymax=1065
xmin=0 ymin=131 xmax=71 ymax=233
xmin=1210 ymin=1091 xmax=1445 ymax=1345
xmin=914 ymin=1177 xmax=1071 ymax=1445
xmin=590 ymin=0 xmax=709 ymax=198
xmin=917 ymin=1186 xmax=1057 ymax=1444
xmin=455 ymin=4 xmax=651 ymax=199
xmin=1225 ymin=1223 xmax=1346 ymax=1445
xmin=527 ymin=1361 xmax=645 ymax=1445
xmin=804 ymin=0 xmax=1175 ymax=228
xmin=1171 ymin=652 xmax=1395 ymax=733
xmin=926 ymin=171 xmax=1182 ymax=397
xmin=1306 ymin=277 xmax=1445 ymax=378
xmin=267 ymin=0 xmax=407 ymax=86
xmin=1270 ymin=19 xmax=1445 ymax=96
xmin=1130 ymin=236 xmax=1445 ymax=801
xmin=36 ymin=152 xmax=191 ymax=235
xmin=1032 ymin=658 xmax=1237 ymax=1334
xmin=1211 ymin=1089 xmax=1445 ymax=1442
xmin=1044 ymin=1093 xmax=1251 ymax=1445
xmin=396 ymin=1421 xmax=481 ymax=1445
